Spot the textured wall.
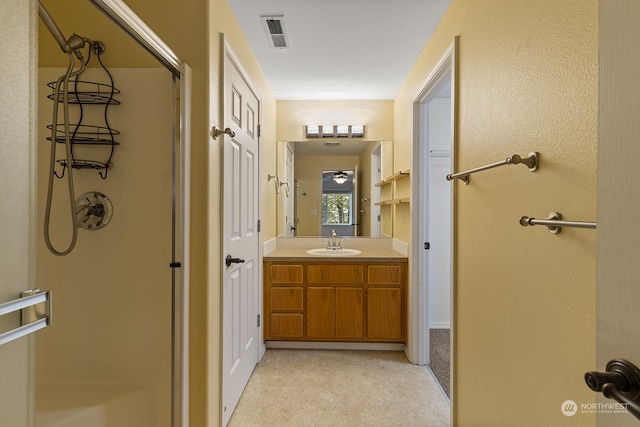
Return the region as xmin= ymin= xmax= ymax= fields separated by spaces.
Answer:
xmin=395 ymin=0 xmax=597 ymax=425
xmin=0 ymin=1 xmax=37 ymax=425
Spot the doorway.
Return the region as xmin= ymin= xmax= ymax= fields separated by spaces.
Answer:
xmin=370 ymin=143 xmax=382 ymax=237
xmin=411 ymin=38 xmax=457 ymax=402
xmin=320 ymin=168 xmax=358 ymax=236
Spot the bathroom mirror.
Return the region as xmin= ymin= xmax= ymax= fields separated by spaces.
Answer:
xmin=276 ymin=139 xmax=393 ymax=237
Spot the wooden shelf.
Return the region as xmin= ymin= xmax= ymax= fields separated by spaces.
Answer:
xmin=375 ymin=197 xmax=410 ymax=206
xmin=375 ymin=170 xmax=410 ymax=187
xmin=386 ymin=170 xmax=410 ymax=182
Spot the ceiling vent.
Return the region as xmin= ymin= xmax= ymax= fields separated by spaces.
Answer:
xmin=261 ymin=15 xmax=289 ymax=49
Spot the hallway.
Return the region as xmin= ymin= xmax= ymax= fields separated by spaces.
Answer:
xmin=228 ymin=349 xmax=449 ymax=426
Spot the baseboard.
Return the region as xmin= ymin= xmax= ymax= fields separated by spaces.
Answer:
xmin=429 ymin=322 xmax=451 ymax=329
xmin=259 ymin=343 xmax=267 ymax=361
xmin=265 ymin=341 xmax=405 ymax=351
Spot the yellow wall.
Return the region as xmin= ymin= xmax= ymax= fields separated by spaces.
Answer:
xmin=37 ymin=0 xmax=277 ymax=425
xmin=395 ymin=0 xmax=597 ymax=425
xmin=0 ymin=2 xmax=37 ymax=425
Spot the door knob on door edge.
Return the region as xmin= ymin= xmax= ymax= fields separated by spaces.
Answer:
xmin=585 ymin=358 xmax=640 ymax=420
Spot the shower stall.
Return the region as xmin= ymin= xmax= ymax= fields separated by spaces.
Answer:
xmin=33 ymin=1 xmax=189 ymax=426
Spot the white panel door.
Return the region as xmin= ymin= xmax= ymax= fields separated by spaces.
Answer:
xmin=222 ymin=47 xmax=260 ymax=426
xmin=596 ymin=2 xmax=640 ymax=425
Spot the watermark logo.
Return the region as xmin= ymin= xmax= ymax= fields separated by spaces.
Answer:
xmin=561 ymin=400 xmax=578 ymax=417
xmin=561 ymin=399 xmax=629 ymax=416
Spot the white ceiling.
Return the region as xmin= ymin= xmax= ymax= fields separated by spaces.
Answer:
xmin=227 ymin=0 xmax=451 ymax=100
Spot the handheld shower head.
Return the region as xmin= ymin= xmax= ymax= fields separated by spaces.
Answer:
xmin=38 ymin=2 xmax=86 ymax=60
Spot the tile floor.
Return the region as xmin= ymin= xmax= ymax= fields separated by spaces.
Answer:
xmin=229 ymin=349 xmax=450 ymax=426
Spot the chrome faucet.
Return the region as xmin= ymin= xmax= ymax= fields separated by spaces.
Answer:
xmin=327 ymin=229 xmax=342 ymax=250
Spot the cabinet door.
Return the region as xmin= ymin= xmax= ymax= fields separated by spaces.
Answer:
xmin=270 ymin=314 xmax=303 ymax=338
xmin=336 ymin=288 xmax=364 ymax=338
xmin=367 ymin=287 xmax=403 ymax=339
xmin=307 ymin=287 xmax=335 ymax=337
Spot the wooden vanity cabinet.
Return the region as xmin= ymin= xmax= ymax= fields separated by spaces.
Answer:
xmin=264 ymin=260 xmax=406 ymax=343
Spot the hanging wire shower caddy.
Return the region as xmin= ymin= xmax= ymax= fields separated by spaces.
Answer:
xmin=46 ymin=45 xmax=120 ymax=179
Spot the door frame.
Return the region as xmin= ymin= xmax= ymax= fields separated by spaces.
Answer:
xmin=410 ymin=36 xmax=457 ymax=389
xmin=89 ymin=2 xmax=191 ymax=426
xmin=370 ymin=142 xmax=382 ymax=237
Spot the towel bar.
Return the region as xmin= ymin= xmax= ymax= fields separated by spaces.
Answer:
xmin=519 ymin=212 xmax=596 ymax=234
xmin=447 ymin=152 xmax=539 ymax=184
xmin=0 ymin=290 xmax=52 ymax=346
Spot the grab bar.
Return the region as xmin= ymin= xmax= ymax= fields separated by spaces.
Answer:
xmin=0 ymin=290 xmax=52 ymax=346
xmin=519 ymin=212 xmax=596 ymax=234
xmin=446 ymin=152 xmax=539 ymax=184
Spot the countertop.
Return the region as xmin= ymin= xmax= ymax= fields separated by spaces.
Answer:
xmin=263 ymin=247 xmax=407 ymax=262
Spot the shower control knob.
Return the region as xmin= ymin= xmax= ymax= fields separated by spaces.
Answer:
xmin=225 ymin=255 xmax=245 ymax=267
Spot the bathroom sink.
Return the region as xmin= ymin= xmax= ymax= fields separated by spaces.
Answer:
xmin=306 ymin=248 xmax=362 ymax=256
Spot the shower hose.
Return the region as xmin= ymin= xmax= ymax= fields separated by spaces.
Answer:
xmin=43 ymin=53 xmax=85 ymax=256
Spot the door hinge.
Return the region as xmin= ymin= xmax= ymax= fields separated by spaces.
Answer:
xmin=257 ymin=219 xmax=261 ymax=232
xmin=170 ymin=261 xmax=182 ymax=268
xmin=424 ymin=242 xmax=430 ymax=250
xmin=258 ymin=124 xmax=261 ymax=138
xmin=257 ymin=314 xmax=261 ymax=327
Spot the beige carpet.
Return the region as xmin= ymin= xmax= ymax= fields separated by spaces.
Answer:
xmin=229 ymin=349 xmax=450 ymax=427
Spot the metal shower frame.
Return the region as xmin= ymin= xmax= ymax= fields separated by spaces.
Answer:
xmin=88 ymin=1 xmax=191 ymax=426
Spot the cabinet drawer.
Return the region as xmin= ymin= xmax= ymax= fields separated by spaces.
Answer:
xmin=270 ymin=287 xmax=303 ymax=311
xmin=270 ymin=265 xmax=303 ymax=283
xmin=308 ymin=264 xmax=364 ymax=284
xmin=270 ymin=313 xmax=303 ymax=338
xmin=367 ymin=265 xmax=402 ymax=285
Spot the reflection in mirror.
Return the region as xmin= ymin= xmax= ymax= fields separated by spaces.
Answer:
xmin=320 ymin=169 xmax=356 ymax=237
xmin=277 ymin=140 xmax=393 ymax=237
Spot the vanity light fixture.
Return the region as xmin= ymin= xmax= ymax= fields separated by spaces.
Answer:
xmin=333 ymin=171 xmax=348 ymax=184
xmin=321 ymin=125 xmax=335 ymax=138
xmin=304 ymin=124 xmax=366 ymax=139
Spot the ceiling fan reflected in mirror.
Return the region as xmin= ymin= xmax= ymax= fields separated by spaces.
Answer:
xmin=333 ymin=171 xmax=348 ymax=184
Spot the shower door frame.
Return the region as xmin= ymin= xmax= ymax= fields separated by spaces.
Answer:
xmin=88 ymin=1 xmax=191 ymax=426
